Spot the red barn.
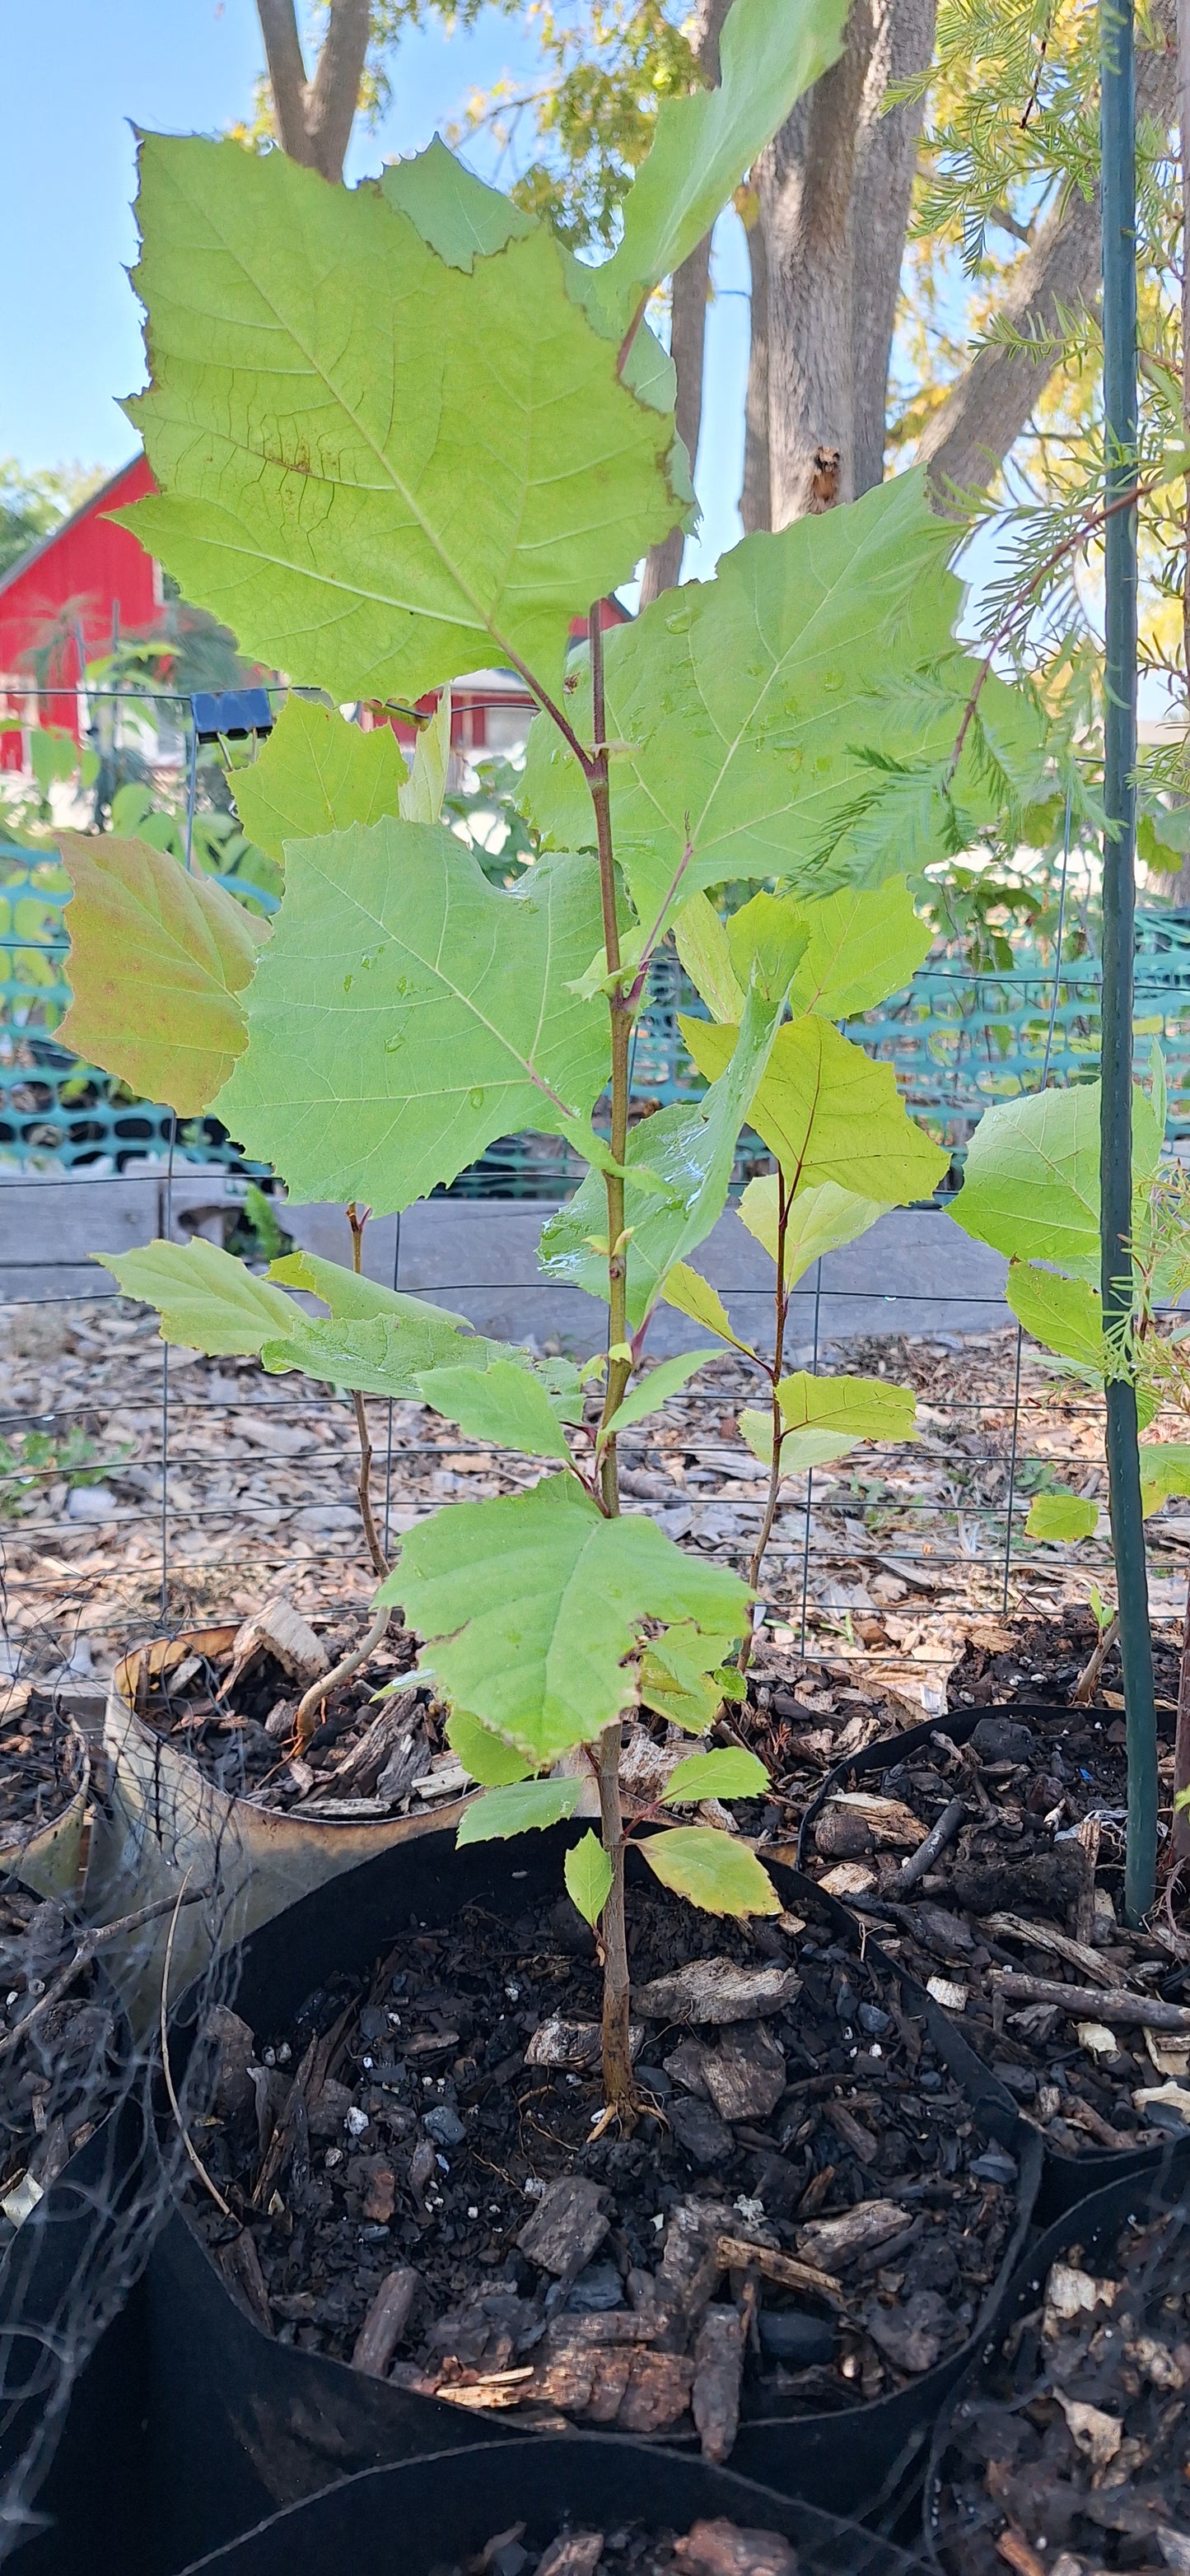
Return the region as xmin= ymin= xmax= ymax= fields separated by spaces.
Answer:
xmin=0 ymin=450 xmax=628 ymax=774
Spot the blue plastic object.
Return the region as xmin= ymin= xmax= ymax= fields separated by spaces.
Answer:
xmin=191 ymin=689 xmax=275 ymax=743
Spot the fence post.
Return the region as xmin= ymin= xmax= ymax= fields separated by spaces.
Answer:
xmin=1100 ymin=0 xmax=1157 ymax=1922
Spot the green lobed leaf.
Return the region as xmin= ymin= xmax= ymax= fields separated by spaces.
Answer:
xmin=56 ymin=832 xmax=264 ymax=1116
xmin=684 ymin=1013 xmax=949 ymax=1206
xmin=737 ymin=1174 xmax=888 ymax=1283
xmin=564 ymin=1831 xmax=614 ymax=1926
xmin=378 ymin=1473 xmax=750 ymax=1766
xmin=380 ymin=139 xmax=537 ymax=269
xmin=97 ymin=1237 xmax=302 ymax=1355
xmin=522 ymin=474 xmax=1046 ymax=926
xmin=1025 ymin=1491 xmax=1099 ymax=1542
xmin=602 ymin=1349 xmax=720 ymax=1439
xmin=445 ymin=1707 xmax=534 ymax=1786
xmin=637 ymin=1622 xmax=740 ymax=1734
xmin=539 ymin=983 xmax=785 ymax=1327
xmin=212 ymin=821 xmax=610 ymax=1213
xmin=725 ymin=892 xmax=809 ymax=1004
xmin=590 ymin=0 xmax=847 ymax=339
xmin=119 ymin=134 xmax=676 ymax=709
xmin=740 ymin=1369 xmax=917 ymax=1472
xmin=1140 ymin=1444 xmax=1190 ymax=1518
xmin=659 ymin=1263 xmax=749 ymax=1350
xmin=455 ymin=1778 xmax=581 ymax=1844
xmin=400 ymin=687 xmax=453 ymax=827
xmin=950 ymin=1081 xmax=1162 ymax=1286
xmin=638 ymin=1826 xmax=780 ymax=1917
xmin=231 ymin=699 xmax=409 ymax=868
xmin=1006 ymin=1263 xmax=1107 ymax=1371
xmin=417 ymin=1360 xmax=573 ymax=1460
xmin=660 ymin=1747 xmax=769 ymax=1803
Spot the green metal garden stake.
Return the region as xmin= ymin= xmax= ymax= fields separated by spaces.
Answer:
xmin=1100 ymin=0 xmax=1157 ymax=1923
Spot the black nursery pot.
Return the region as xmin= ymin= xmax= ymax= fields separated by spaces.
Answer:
xmin=923 ymin=2135 xmax=1190 ymax=2576
xmin=147 ymin=1830 xmax=1039 ymax=2569
xmin=796 ymin=1702 xmax=1178 ymax=2217
xmin=175 ymin=2434 xmax=932 ymax=2576
xmin=0 ymin=1987 xmax=146 ymax=2572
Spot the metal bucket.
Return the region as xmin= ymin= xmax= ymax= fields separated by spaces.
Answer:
xmin=94 ymin=1624 xmax=470 ymax=2021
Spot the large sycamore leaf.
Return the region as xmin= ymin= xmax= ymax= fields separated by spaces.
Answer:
xmin=232 ymin=700 xmax=408 ymax=867
xmin=639 ymin=1827 xmax=779 ymax=1918
xmin=590 ymin=0 xmax=847 ymax=340
xmin=786 ymin=879 xmax=932 ymax=1020
xmin=416 ymin=1360 xmax=573 ymax=1460
xmin=56 ymin=833 xmax=264 ymax=1116
xmin=740 ymin=1369 xmax=917 ymax=1471
xmin=119 ymin=135 xmax=676 ymax=707
xmin=212 ymin=820 xmax=609 ymax=1212
xmin=539 ymin=985 xmax=784 ymax=1325
xmin=97 ymin=1238 xmax=300 ymax=1356
xmin=522 ymin=474 xmax=1044 ymax=921
xmin=378 ymin=1472 xmax=749 ymax=1765
xmin=737 ymin=1174 xmax=887 ymax=1283
xmin=684 ymin=1014 xmax=950 ymax=1205
xmin=950 ymin=1081 xmax=1162 ymax=1285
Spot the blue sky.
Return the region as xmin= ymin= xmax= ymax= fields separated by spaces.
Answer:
xmin=1 ymin=0 xmax=751 ymax=579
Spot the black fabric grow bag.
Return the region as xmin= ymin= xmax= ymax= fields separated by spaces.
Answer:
xmin=147 ymin=1829 xmax=1038 ymax=2568
xmin=796 ymin=1701 xmax=1179 ymax=2215
xmin=923 ymin=2134 xmax=1190 ymax=2575
xmin=175 ymin=2434 xmax=931 ymax=2575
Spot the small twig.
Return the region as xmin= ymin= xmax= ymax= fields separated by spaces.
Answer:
xmin=1072 ymin=1613 xmax=1119 ymax=1705
xmin=988 ymin=1971 xmax=1190 ymax=2031
xmin=891 ymin=1795 xmax=967 ymax=1895
xmin=0 ymin=1882 xmax=211 ymax=2063
xmin=294 ymin=1600 xmax=391 ymax=1754
xmin=345 ymin=1202 xmax=390 ymax=1581
xmin=160 ymin=1871 xmax=234 ymax=2222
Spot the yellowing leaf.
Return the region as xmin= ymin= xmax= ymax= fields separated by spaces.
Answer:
xmin=565 ymin=1832 xmax=614 ymax=1926
xmin=740 ymin=1369 xmax=916 ymax=1472
xmin=455 ymin=1779 xmax=581 ymax=1843
xmin=661 ymin=1747 xmax=768 ymax=1803
xmin=737 ymin=1174 xmax=887 ymax=1283
xmin=787 ymin=878 xmax=932 ymax=1020
xmin=639 ymin=1826 xmax=780 ymax=1917
xmin=725 ymin=890 xmax=809 ymax=1004
xmin=659 ymin=1263 xmax=752 ymax=1352
xmin=1140 ymin=1444 xmax=1190 ymax=1518
xmin=1025 ymin=1492 xmax=1099 ymax=1542
xmin=231 ymin=698 xmax=409 ymax=867
xmin=379 ymin=1473 xmax=749 ymax=1767
xmin=673 ymin=892 xmax=744 ymax=1025
xmin=121 ymin=134 xmax=676 ymax=707
xmin=684 ymin=1013 xmax=948 ymax=1205
xmin=56 ymin=833 xmax=264 ymax=1116
xmin=446 ymin=1708 xmax=534 ymax=1786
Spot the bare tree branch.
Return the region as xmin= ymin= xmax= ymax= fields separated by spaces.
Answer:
xmin=255 ymin=0 xmax=372 ymax=184
xmin=920 ymin=7 xmax=1177 ymax=506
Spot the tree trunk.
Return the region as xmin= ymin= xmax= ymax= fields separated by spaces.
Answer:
xmin=762 ymin=0 xmax=933 ymax=528
xmin=740 ymin=194 xmax=772 ymax=533
xmin=639 ymin=231 xmax=714 ymax=604
xmin=850 ymin=0 xmax=937 ymax=496
xmin=255 ymin=0 xmax=371 ymax=184
xmin=637 ymin=0 xmax=733 ymax=603
xmin=919 ymin=5 xmax=1177 ymax=507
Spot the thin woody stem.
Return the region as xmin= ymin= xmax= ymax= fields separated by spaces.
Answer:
xmin=740 ymin=1169 xmax=790 ymax=1677
xmin=586 ymin=599 xmax=635 ymax=2118
xmin=346 ymin=1202 xmax=390 ymax=1582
